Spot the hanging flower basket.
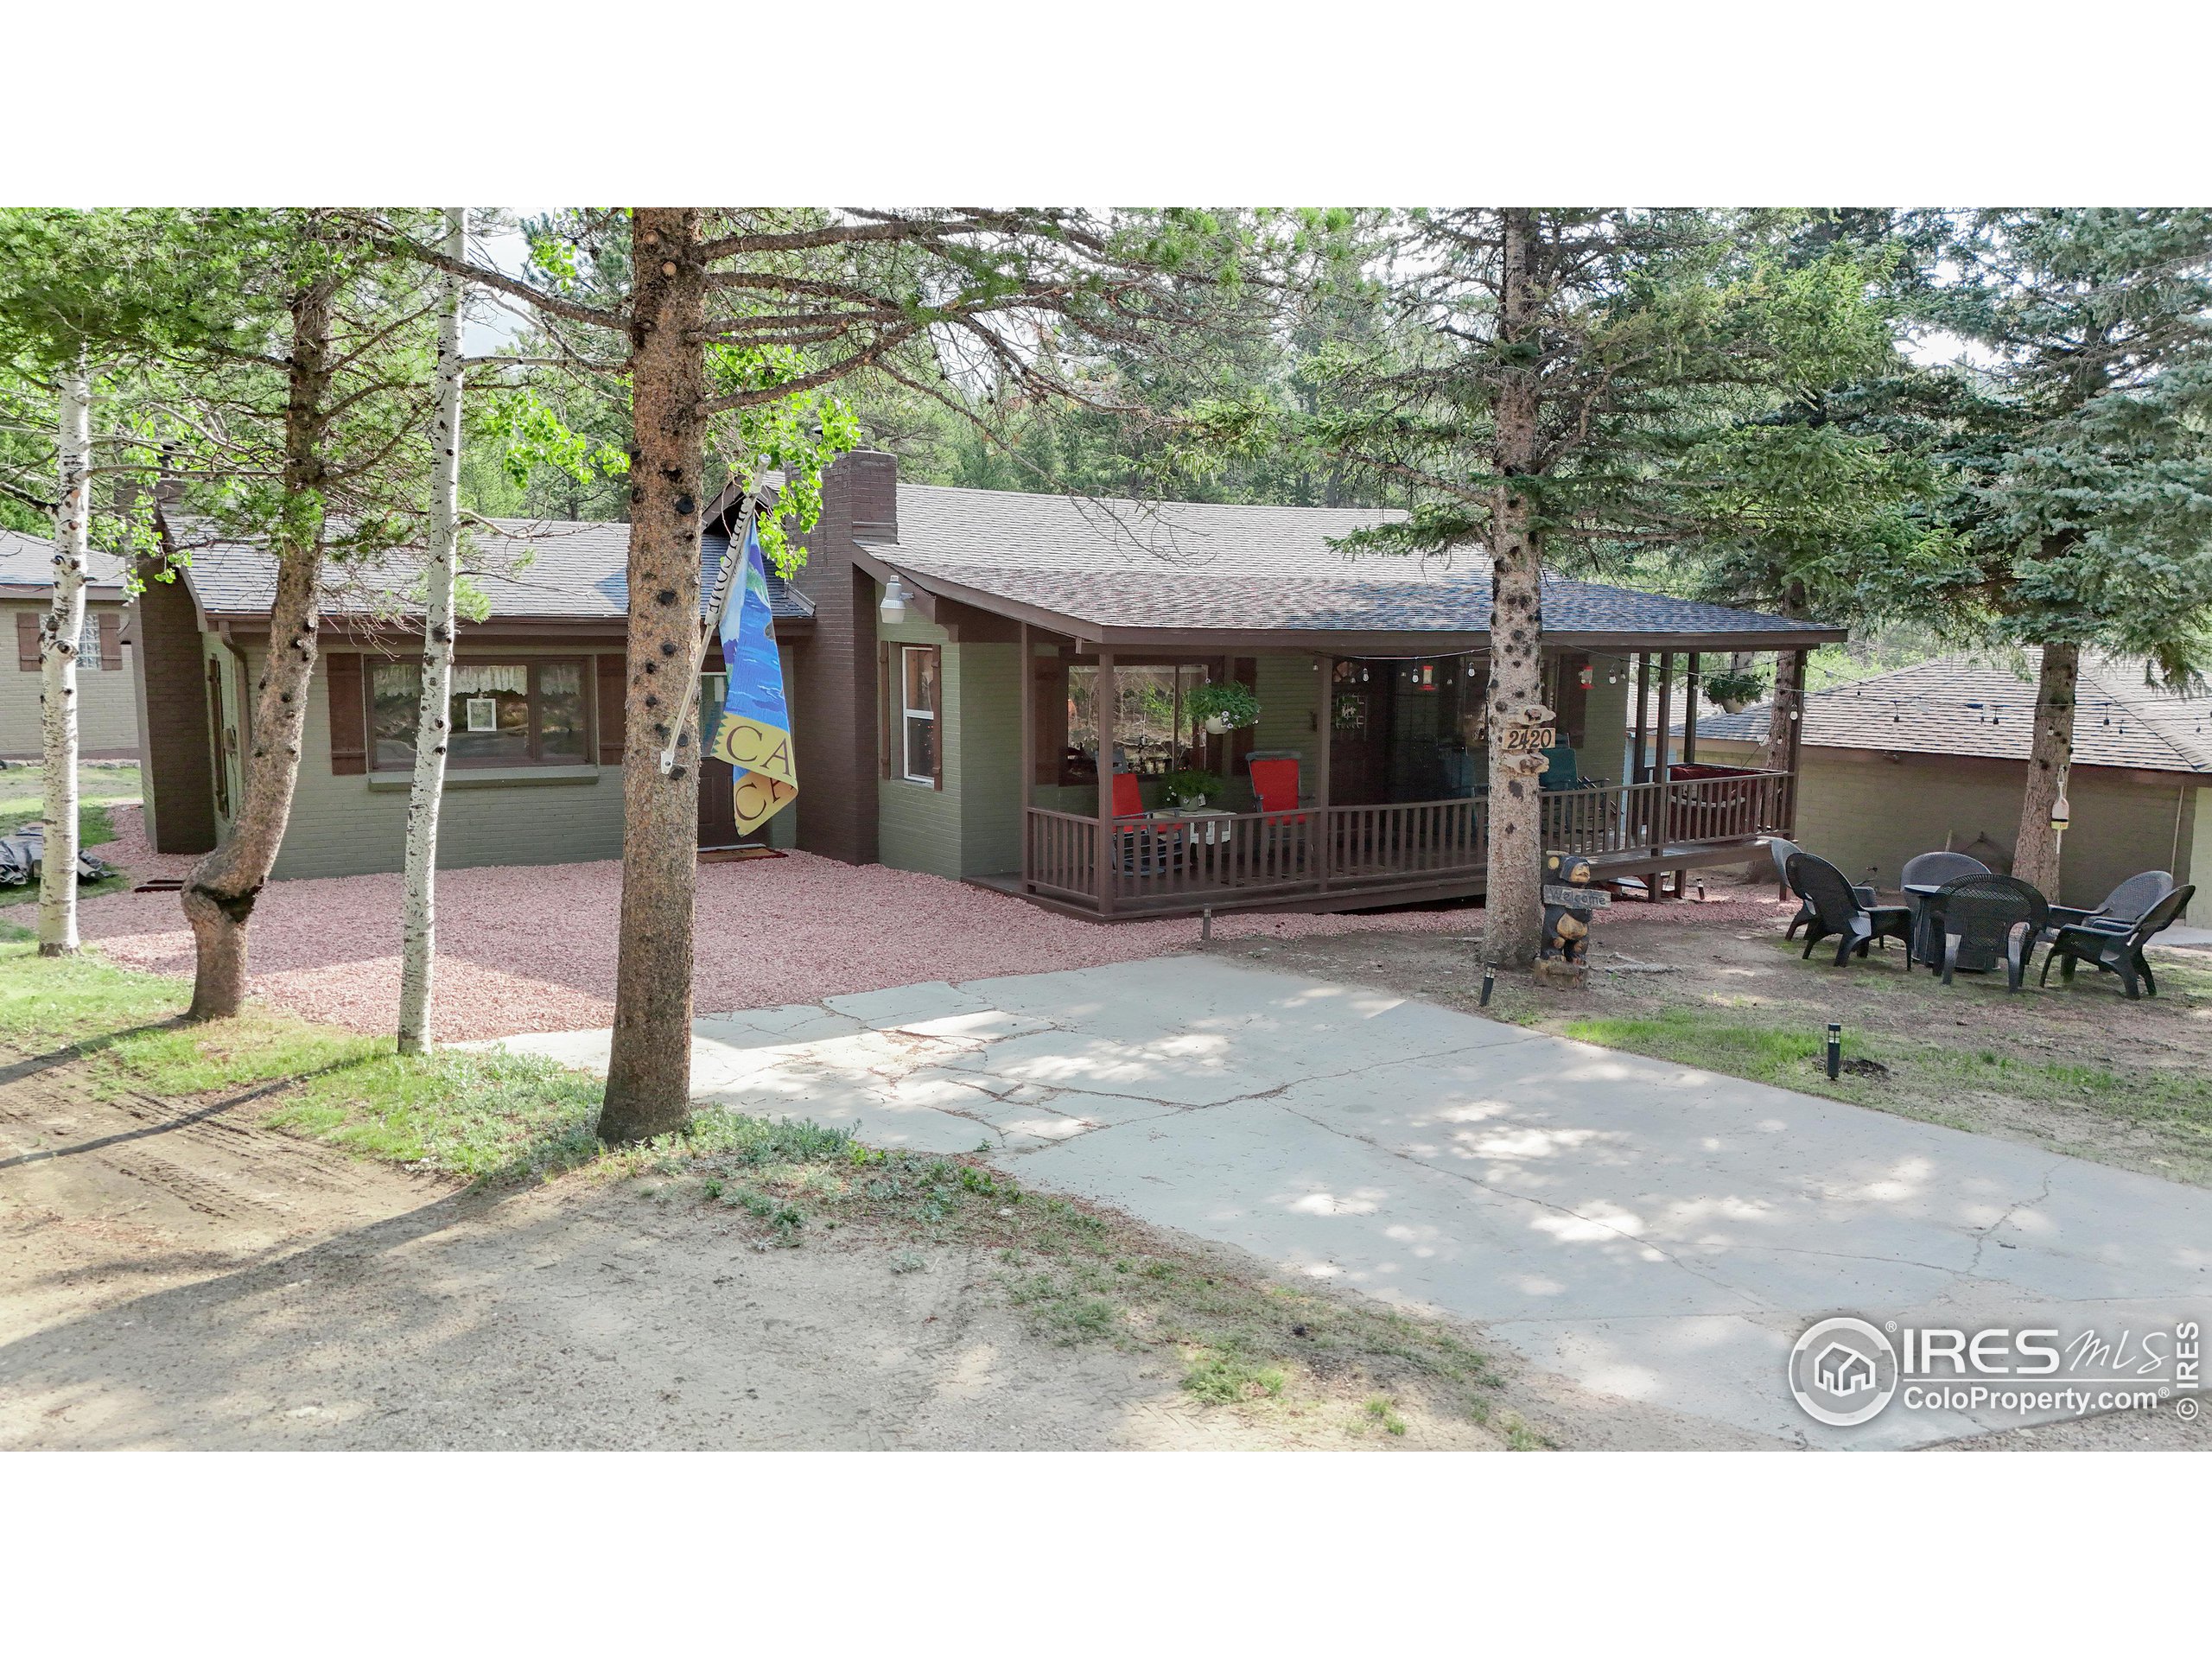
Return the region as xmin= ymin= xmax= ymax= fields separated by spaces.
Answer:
xmin=1189 ymin=681 xmax=1260 ymax=734
xmin=1702 ymin=668 xmax=1768 ymax=715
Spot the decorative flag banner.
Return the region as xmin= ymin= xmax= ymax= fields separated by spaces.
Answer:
xmin=711 ymin=517 xmax=797 ymax=833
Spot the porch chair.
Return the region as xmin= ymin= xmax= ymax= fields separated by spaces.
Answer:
xmin=1769 ymin=836 xmax=1877 ymax=939
xmin=1539 ymin=745 xmax=1606 ymax=791
xmin=1924 ymin=874 xmax=2048 ymax=993
xmin=1109 ymin=771 xmax=1185 ymax=876
xmin=1787 ymin=851 xmax=1914 ymax=967
xmin=2041 ymin=884 xmax=2196 ymax=1001
xmin=1247 ymin=755 xmax=1312 ymax=823
xmin=2044 ymin=869 xmax=2174 ymax=938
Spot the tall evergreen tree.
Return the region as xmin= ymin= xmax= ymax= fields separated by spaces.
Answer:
xmin=1200 ymin=209 xmax=1896 ymax=964
xmin=1924 ymin=209 xmax=2212 ymax=892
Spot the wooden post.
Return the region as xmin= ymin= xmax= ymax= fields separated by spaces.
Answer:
xmin=1095 ymin=646 xmax=1116 ymax=915
xmin=1632 ymin=652 xmax=1651 ymax=783
xmin=1652 ymin=652 xmax=1675 ymax=875
xmin=1683 ymin=651 xmax=1700 ymax=765
xmin=1783 ymin=646 xmax=1808 ymax=835
xmin=1314 ymin=652 xmax=1333 ymax=892
xmin=1019 ymin=621 xmax=1033 ymax=892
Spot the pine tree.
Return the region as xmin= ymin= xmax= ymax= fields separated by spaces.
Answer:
xmin=1202 ymin=210 xmax=1897 ymax=964
xmin=400 ymin=208 xmax=1230 ymax=1142
xmin=1925 ymin=209 xmax=2212 ymax=892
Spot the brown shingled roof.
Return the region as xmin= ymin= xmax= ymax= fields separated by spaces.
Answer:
xmin=1688 ymin=654 xmax=2212 ymax=776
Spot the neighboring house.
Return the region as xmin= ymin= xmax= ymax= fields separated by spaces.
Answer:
xmin=134 ymin=452 xmax=1841 ymax=912
xmin=1686 ymin=655 xmax=2212 ymax=912
xmin=0 ymin=527 xmax=136 ymax=760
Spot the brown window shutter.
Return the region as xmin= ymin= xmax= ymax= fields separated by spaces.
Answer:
xmin=930 ymin=645 xmax=944 ymax=791
xmin=596 ymin=653 xmax=626 ymax=765
xmin=326 ymin=652 xmax=366 ymax=774
xmin=878 ymin=640 xmax=893 ymax=779
xmin=99 ymin=612 xmax=123 ymax=671
xmin=15 ymin=611 xmax=37 ymax=671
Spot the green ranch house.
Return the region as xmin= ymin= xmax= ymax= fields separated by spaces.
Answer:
xmin=130 ymin=452 xmax=1840 ymax=916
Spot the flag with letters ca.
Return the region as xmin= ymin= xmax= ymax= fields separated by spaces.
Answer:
xmin=711 ymin=518 xmax=796 ymax=833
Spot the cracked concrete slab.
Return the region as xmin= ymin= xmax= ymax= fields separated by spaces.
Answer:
xmin=494 ymin=954 xmax=2212 ymax=1448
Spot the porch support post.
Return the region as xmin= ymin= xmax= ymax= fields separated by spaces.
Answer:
xmin=1095 ymin=646 xmax=1116 ymax=915
xmin=1019 ymin=621 xmax=1033 ymax=892
xmin=1632 ymin=652 xmax=1651 ymax=783
xmin=1783 ymin=646 xmax=1808 ymax=835
xmin=1683 ymin=652 xmax=1700 ymax=765
xmin=1652 ymin=652 xmax=1675 ymax=886
xmin=1314 ymin=653 xmax=1333 ymax=891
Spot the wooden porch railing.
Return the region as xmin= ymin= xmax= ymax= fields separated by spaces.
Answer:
xmin=1024 ymin=768 xmax=1792 ymax=915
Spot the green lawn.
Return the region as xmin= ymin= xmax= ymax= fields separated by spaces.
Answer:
xmin=0 ymin=762 xmax=143 ymax=906
xmin=1535 ymin=933 xmax=2212 ymax=1184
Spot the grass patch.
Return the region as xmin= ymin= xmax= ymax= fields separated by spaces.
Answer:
xmin=0 ymin=941 xmax=607 ymax=1183
xmin=1560 ymin=993 xmax=2212 ymax=1157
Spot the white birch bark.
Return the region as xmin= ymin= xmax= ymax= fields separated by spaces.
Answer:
xmin=397 ymin=207 xmax=467 ymax=1055
xmin=38 ymin=356 xmax=92 ymax=957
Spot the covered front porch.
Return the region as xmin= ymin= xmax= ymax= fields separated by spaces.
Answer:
xmin=1001 ymin=629 xmax=1810 ymax=920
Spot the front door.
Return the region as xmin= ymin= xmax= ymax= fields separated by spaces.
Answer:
xmin=696 ymin=671 xmax=745 ymax=849
xmin=1327 ymin=660 xmax=1391 ymax=805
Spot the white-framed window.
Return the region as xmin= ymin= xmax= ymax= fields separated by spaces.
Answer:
xmin=900 ymin=644 xmax=938 ymax=784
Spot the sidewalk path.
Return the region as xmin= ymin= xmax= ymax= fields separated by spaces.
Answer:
xmin=499 ymin=955 xmax=2212 ymax=1448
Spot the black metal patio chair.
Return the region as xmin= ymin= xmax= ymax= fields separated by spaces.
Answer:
xmin=1924 ymin=874 xmax=2049 ymax=992
xmin=1770 ymin=837 xmax=1878 ymax=940
xmin=2041 ymin=885 xmax=2196 ymax=1001
xmin=1787 ymin=852 xmax=1914 ymax=967
xmin=2044 ymin=869 xmax=2174 ymax=938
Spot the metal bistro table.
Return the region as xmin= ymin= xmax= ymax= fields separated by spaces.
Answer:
xmin=1145 ymin=806 xmax=1236 ymax=846
xmin=1904 ymin=879 xmax=2050 ymax=973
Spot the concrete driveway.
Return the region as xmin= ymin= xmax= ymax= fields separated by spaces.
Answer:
xmin=501 ymin=955 xmax=2212 ymax=1448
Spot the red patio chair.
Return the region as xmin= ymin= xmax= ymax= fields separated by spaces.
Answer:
xmin=1109 ymin=771 xmax=1184 ymax=874
xmin=1248 ymin=757 xmax=1308 ymax=823
xmin=1111 ymin=770 xmax=1146 ymax=820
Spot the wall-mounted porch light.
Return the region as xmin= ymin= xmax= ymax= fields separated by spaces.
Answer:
xmin=879 ymin=577 xmax=911 ymax=626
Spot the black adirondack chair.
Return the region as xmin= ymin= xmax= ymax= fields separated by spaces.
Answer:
xmin=1788 ymin=852 xmax=1914 ymax=966
xmin=1925 ymin=874 xmax=2048 ymax=992
xmin=1770 ymin=837 xmax=1878 ymax=940
xmin=2041 ymin=885 xmax=2196 ymax=1001
xmin=2044 ymin=869 xmax=2173 ymax=938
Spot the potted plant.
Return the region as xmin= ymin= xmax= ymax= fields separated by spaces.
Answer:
xmin=1162 ymin=768 xmax=1225 ymax=810
xmin=1702 ymin=666 xmax=1768 ymax=715
xmin=1187 ymin=681 xmax=1260 ymax=734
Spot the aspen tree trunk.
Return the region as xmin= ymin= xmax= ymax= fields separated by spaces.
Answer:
xmin=1484 ymin=207 xmax=1548 ymax=969
xmin=397 ymin=207 xmax=468 ymax=1056
xmin=181 ymin=280 xmax=337 ymax=1020
xmin=597 ymin=207 xmax=709 ymax=1144
xmin=2012 ymin=641 xmax=2078 ymax=893
xmin=38 ymin=356 xmax=92 ymax=957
